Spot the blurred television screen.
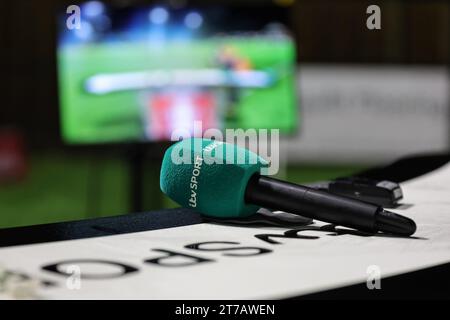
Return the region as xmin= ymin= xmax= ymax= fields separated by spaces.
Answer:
xmin=57 ymin=1 xmax=297 ymax=144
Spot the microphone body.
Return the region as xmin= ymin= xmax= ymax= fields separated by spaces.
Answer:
xmin=160 ymin=138 xmax=416 ymax=236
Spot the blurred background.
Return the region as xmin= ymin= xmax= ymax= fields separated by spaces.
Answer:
xmin=0 ymin=0 xmax=448 ymax=228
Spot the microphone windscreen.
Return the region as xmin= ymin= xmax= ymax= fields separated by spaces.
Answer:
xmin=160 ymin=138 xmax=267 ymax=218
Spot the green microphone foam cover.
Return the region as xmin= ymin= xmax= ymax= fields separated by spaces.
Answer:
xmin=160 ymin=138 xmax=268 ymax=218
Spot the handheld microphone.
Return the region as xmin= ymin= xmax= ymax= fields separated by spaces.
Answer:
xmin=160 ymin=138 xmax=416 ymax=236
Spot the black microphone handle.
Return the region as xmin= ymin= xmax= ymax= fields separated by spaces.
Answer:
xmin=245 ymin=175 xmax=416 ymax=235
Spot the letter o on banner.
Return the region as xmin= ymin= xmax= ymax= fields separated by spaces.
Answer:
xmin=42 ymin=259 xmax=139 ymax=279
